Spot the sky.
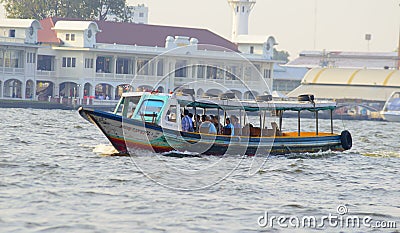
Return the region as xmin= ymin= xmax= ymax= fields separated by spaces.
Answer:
xmin=128 ymin=0 xmax=400 ymax=60
xmin=0 ymin=0 xmax=397 ymax=60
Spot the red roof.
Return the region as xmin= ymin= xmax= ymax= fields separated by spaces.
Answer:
xmin=38 ymin=17 xmax=62 ymax=44
xmin=38 ymin=17 xmax=238 ymax=52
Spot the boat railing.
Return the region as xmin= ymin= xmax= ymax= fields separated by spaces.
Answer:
xmin=140 ymin=112 xmax=158 ymax=124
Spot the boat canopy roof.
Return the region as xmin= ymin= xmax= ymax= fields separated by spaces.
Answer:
xmin=177 ymin=95 xmax=336 ymax=112
xmin=122 ymin=92 xmax=336 ymax=112
xmin=122 ymin=92 xmax=146 ymax=97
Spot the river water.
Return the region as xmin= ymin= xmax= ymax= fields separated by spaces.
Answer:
xmin=0 ymin=108 xmax=399 ymax=232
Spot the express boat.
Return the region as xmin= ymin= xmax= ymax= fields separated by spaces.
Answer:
xmin=380 ymin=91 xmax=400 ymax=122
xmin=78 ymin=91 xmax=352 ymax=156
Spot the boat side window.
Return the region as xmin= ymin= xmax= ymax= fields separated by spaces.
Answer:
xmin=135 ymin=99 xmax=164 ymax=118
xmin=127 ymin=100 xmax=137 ymax=118
xmin=165 ymin=105 xmax=178 ymax=123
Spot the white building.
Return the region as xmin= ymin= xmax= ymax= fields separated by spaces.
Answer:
xmin=288 ymin=67 xmax=400 ymax=102
xmin=226 ymin=0 xmax=301 ymax=95
xmin=127 ymin=4 xmax=148 ymax=24
xmin=0 ymin=19 xmax=41 ymax=99
xmin=227 ymin=0 xmax=276 ymax=57
xmin=106 ymin=4 xmax=148 ymax=24
xmin=285 ymin=50 xmax=400 ymax=98
xmin=228 ymin=0 xmax=255 ymax=39
xmin=0 ymin=4 xmax=5 ymax=19
xmin=273 ymin=65 xmax=308 ymax=94
xmin=288 ymin=50 xmax=400 ymax=70
xmin=0 ymin=17 xmax=277 ymax=103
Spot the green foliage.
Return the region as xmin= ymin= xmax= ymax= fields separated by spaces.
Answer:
xmin=0 ymin=0 xmax=130 ymax=21
xmin=273 ymin=48 xmax=290 ymax=63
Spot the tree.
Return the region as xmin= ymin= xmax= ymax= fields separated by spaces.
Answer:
xmin=1 ymin=0 xmax=48 ymax=19
xmin=97 ymin=0 xmax=127 ymax=21
xmin=0 ymin=0 xmax=129 ymax=21
xmin=116 ymin=4 xmax=134 ymax=22
xmin=273 ymin=48 xmax=290 ymax=63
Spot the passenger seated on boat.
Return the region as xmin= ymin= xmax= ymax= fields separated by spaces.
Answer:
xmin=193 ymin=114 xmax=202 ymax=130
xmin=127 ymin=107 xmax=135 ymax=118
xmin=222 ymin=118 xmax=234 ymax=136
xmin=261 ymin=127 xmax=275 ymax=137
xmin=271 ymin=122 xmax=282 ymax=136
xmin=261 ymin=126 xmax=273 ymax=137
xmin=223 ymin=127 xmax=231 ymax=136
xmin=230 ymin=115 xmax=241 ymax=136
xmin=197 ymin=115 xmax=207 ymax=132
xmin=168 ymin=113 xmax=177 ymax=122
xmin=210 ymin=115 xmax=221 ymax=134
xmin=165 ymin=110 xmax=177 ymax=122
xmin=199 ymin=116 xmax=217 ymax=134
xmin=241 ymin=123 xmax=253 ymax=136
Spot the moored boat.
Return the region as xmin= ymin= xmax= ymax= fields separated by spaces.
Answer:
xmin=380 ymin=91 xmax=400 ymax=122
xmin=79 ymin=91 xmax=352 ymax=156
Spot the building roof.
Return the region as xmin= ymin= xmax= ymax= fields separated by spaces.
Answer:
xmin=302 ymin=67 xmax=400 ymax=86
xmin=288 ymin=84 xmax=399 ymax=102
xmin=273 ymin=65 xmax=308 ymax=81
xmin=38 ymin=17 xmax=238 ymax=51
xmin=233 ymin=35 xmax=268 ymax=44
xmin=38 ymin=17 xmax=61 ymax=44
xmin=0 ymin=19 xmax=41 ymax=28
xmin=53 ymin=21 xmax=99 ymax=31
xmin=288 ymin=67 xmax=400 ymax=101
xmin=287 ymin=50 xmax=399 ymax=69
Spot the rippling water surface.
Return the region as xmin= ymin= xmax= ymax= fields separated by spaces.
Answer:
xmin=0 ymin=108 xmax=399 ymax=232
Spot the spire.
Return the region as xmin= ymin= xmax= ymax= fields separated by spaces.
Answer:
xmin=227 ymin=0 xmax=256 ymax=40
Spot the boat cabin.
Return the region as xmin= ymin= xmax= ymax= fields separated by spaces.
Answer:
xmin=116 ymin=92 xmax=184 ymax=131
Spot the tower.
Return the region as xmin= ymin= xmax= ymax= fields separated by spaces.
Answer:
xmin=228 ymin=0 xmax=256 ymax=39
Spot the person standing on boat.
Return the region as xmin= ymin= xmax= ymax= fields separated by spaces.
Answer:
xmin=181 ymin=109 xmax=194 ymax=132
xmin=199 ymin=116 xmax=217 ymax=134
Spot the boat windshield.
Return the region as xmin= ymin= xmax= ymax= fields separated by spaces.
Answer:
xmin=117 ymin=96 xmax=141 ymax=117
xmin=386 ymin=97 xmax=400 ymax=111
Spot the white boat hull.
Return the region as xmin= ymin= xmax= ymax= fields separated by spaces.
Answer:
xmin=381 ymin=111 xmax=400 ymax=122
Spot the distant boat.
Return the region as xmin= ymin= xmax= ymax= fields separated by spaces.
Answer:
xmin=79 ymin=91 xmax=352 ymax=156
xmin=380 ymin=91 xmax=400 ymax=122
